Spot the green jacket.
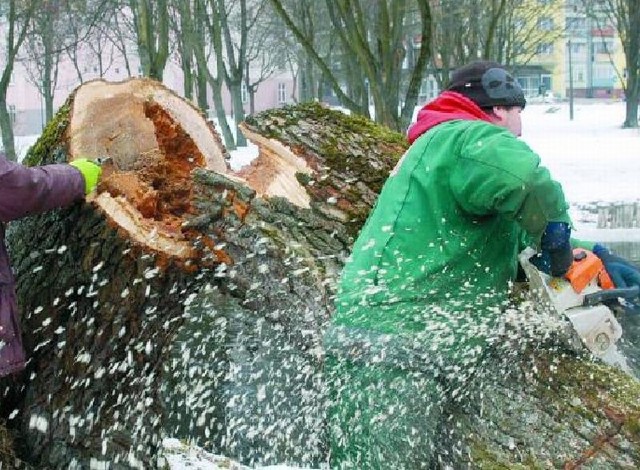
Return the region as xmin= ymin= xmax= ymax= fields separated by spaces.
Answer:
xmin=333 ymin=113 xmax=571 ymax=334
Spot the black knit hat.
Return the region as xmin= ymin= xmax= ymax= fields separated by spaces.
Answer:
xmin=447 ymin=61 xmax=526 ymax=109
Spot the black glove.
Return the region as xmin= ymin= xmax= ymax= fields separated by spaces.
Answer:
xmin=532 ymin=221 xmax=573 ymax=277
xmin=593 ymin=244 xmax=640 ymax=290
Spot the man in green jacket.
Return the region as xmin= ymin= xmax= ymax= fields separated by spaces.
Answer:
xmin=325 ymin=61 xmax=640 ymax=468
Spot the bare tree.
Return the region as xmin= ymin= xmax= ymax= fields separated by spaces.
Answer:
xmin=128 ymin=0 xmax=169 ymax=80
xmin=589 ymin=0 xmax=640 ymax=127
xmin=65 ymin=2 xmax=123 ymax=83
xmin=20 ymin=0 xmax=117 ymax=126
xmin=188 ymin=0 xmax=236 ymax=148
xmin=21 ymin=1 xmax=65 ymax=125
xmin=168 ymin=0 xmax=196 ymax=100
xmin=0 ymin=0 xmax=37 ymax=161
xmin=430 ymin=0 xmax=566 ymax=87
xmin=243 ymin=7 xmax=290 ymax=114
xmin=215 ymin=0 xmax=250 ymax=146
xmin=264 ymin=0 xmax=338 ymax=105
xmin=104 ymin=4 xmax=137 ymax=77
xmin=269 ymin=0 xmax=431 ymax=132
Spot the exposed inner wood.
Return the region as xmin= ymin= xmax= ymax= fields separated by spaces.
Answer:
xmin=236 ymin=123 xmax=312 ymax=209
xmin=93 ymin=192 xmax=195 ymax=259
xmin=67 ymin=79 xmax=230 ymax=259
xmin=66 ymin=79 xmax=316 ymax=260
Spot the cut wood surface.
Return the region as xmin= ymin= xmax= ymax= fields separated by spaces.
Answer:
xmin=2 ymin=78 xmax=406 ymax=468
xmin=2 ymin=78 xmax=640 ymax=469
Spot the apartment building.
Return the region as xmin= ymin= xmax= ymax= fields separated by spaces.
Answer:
xmin=518 ymin=0 xmax=625 ymax=100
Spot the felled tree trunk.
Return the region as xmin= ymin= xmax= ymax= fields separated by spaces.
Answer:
xmin=3 ymin=79 xmax=407 ymax=468
xmin=5 ymin=79 xmax=230 ymax=468
xmin=161 ymin=104 xmax=409 ymax=467
xmin=3 ymin=76 xmax=640 ymax=469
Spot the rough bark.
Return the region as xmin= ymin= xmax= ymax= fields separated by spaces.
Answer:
xmin=445 ymin=308 xmax=640 ymax=469
xmin=1 ymin=77 xmax=640 ymax=469
xmin=3 ymin=78 xmax=229 ymax=468
xmin=1 ymin=79 xmax=406 ymax=468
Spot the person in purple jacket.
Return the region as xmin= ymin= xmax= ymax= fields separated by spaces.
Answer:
xmin=0 ymin=153 xmax=101 ymax=388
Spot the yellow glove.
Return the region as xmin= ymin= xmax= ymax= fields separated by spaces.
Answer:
xmin=69 ymin=158 xmax=102 ymax=194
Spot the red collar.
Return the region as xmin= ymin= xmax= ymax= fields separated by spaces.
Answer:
xmin=407 ymin=91 xmax=495 ymax=143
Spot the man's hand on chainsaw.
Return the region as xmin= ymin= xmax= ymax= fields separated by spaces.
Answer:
xmin=593 ymin=244 xmax=640 ymax=290
xmin=534 ymin=221 xmax=573 ymax=277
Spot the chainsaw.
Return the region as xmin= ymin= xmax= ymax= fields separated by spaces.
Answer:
xmin=519 ymin=247 xmax=639 ymax=375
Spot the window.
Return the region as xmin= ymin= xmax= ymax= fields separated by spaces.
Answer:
xmin=566 ymin=17 xmax=586 ymax=33
xmin=569 ymin=42 xmax=585 ymax=54
xmin=536 ymin=42 xmax=554 ymax=54
xmin=8 ymin=105 xmax=16 ymax=126
xmin=594 ymin=63 xmax=614 ymax=82
xmin=538 ymin=17 xmax=553 ymax=31
xmin=594 ymin=41 xmax=614 ymax=54
xmin=419 ymin=77 xmax=438 ymax=102
xmin=277 ymin=83 xmax=286 ymax=104
xmin=241 ymin=81 xmax=248 ymax=104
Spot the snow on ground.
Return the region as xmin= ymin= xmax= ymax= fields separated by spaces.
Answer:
xmin=162 ymin=438 xmax=319 ymax=469
xmin=520 ymin=100 xmax=640 ymax=241
xmin=523 ymin=101 xmax=639 ymax=204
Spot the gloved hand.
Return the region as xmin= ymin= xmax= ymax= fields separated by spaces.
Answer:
xmin=532 ymin=221 xmax=573 ymax=277
xmin=69 ymin=158 xmax=102 ymax=194
xmin=593 ymin=244 xmax=640 ymax=289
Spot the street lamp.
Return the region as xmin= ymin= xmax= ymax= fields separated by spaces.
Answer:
xmin=567 ymin=40 xmax=574 ymax=121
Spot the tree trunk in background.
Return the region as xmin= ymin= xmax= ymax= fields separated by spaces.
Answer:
xmin=181 ymin=53 xmax=194 ymax=101
xmin=229 ymin=81 xmax=247 ymax=147
xmin=210 ymin=80 xmax=236 ymax=150
xmin=129 ymin=0 xmax=169 ymax=81
xmin=0 ymin=99 xmax=16 ymax=161
xmin=2 ymin=78 xmax=640 ymax=469
xmin=195 ymin=70 xmax=209 ymax=113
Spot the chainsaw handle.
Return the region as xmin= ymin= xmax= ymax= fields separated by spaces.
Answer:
xmin=583 ymin=286 xmax=640 ymax=306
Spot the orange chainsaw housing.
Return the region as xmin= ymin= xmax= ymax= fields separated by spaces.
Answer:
xmin=565 ymin=248 xmax=614 ymax=293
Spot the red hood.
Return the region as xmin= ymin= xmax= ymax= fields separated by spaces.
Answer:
xmin=407 ymin=91 xmax=495 ymax=144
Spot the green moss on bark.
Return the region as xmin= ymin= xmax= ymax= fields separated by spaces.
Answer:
xmin=23 ymin=102 xmax=72 ymax=167
xmin=243 ymin=103 xmax=408 ymax=237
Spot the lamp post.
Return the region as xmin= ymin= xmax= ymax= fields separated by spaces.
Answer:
xmin=568 ymin=40 xmax=574 ymax=121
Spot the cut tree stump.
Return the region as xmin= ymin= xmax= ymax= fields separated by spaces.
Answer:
xmin=2 ymin=77 xmax=640 ymax=469
xmin=2 ymin=78 xmax=406 ymax=468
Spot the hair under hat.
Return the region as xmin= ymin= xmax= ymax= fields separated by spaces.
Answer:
xmin=447 ymin=60 xmax=526 ymax=109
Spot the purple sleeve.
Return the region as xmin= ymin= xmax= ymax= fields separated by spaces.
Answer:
xmin=0 ymin=156 xmax=85 ymax=223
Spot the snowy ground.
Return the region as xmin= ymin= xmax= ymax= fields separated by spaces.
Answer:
xmin=521 ymin=100 xmax=640 ymax=242
xmin=162 ymin=438 xmax=315 ymax=470
xmin=12 ymin=99 xmax=640 ymax=469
